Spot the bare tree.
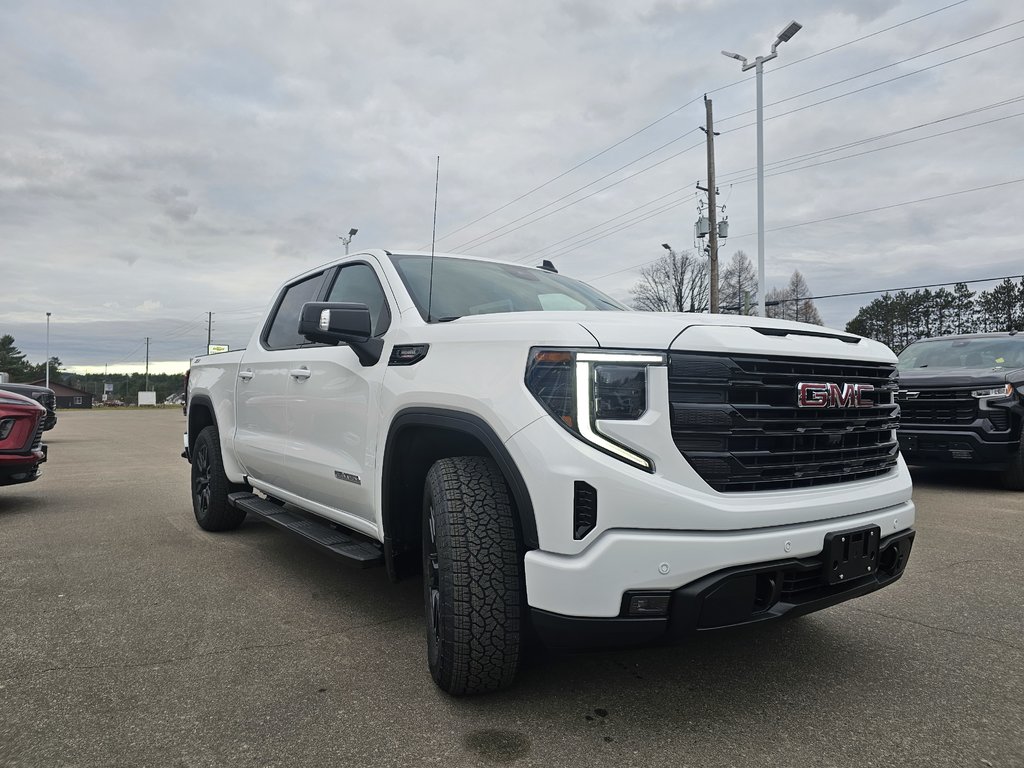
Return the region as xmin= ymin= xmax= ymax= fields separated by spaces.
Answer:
xmin=631 ymin=249 xmax=709 ymax=312
xmin=765 ymin=270 xmax=823 ymax=324
xmin=720 ymin=250 xmax=758 ymax=314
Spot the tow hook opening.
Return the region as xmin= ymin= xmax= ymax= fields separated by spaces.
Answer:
xmin=878 ymin=539 xmax=907 ymax=577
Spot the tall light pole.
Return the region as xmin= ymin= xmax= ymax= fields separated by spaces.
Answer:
xmin=45 ymin=312 xmax=51 ymax=389
xmin=723 ymin=20 xmax=802 ymax=317
xmin=338 ymin=227 xmax=358 ymax=255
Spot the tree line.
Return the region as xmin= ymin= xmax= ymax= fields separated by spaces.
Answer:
xmin=1 ymin=334 xmax=185 ymax=403
xmin=844 ymin=278 xmax=1024 ymax=350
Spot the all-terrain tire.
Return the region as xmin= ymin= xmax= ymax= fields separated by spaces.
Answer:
xmin=191 ymin=426 xmax=248 ymax=531
xmin=423 ymin=456 xmax=523 ymax=695
xmin=1001 ymin=439 xmax=1024 ymax=490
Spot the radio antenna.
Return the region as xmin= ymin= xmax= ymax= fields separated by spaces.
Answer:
xmin=427 ymin=155 xmax=440 ymax=323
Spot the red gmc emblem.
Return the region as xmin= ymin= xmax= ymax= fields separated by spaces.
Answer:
xmin=797 ymin=382 xmax=875 ymax=408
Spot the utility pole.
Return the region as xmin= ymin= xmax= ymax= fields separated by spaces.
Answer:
xmin=207 ymin=312 xmax=213 ymax=353
xmin=145 ymin=337 xmax=150 ymax=392
xmin=45 ymin=312 xmax=51 ymax=389
xmin=702 ymin=95 xmax=719 ymax=313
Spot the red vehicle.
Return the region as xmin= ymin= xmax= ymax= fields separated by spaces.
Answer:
xmin=0 ymin=391 xmax=47 ymax=486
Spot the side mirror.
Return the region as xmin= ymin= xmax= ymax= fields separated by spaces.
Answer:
xmin=298 ymin=302 xmax=383 ymax=366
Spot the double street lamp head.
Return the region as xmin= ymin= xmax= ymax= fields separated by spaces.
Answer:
xmin=721 ymin=19 xmax=801 ymax=67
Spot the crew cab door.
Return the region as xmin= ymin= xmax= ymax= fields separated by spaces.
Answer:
xmin=287 ymin=259 xmax=393 ymax=524
xmin=233 ymin=269 xmax=330 ymax=490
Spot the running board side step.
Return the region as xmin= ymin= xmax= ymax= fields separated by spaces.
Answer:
xmin=228 ymin=492 xmax=383 ymax=568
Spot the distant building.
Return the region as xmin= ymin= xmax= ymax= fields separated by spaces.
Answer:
xmin=30 ymin=380 xmax=94 ymax=409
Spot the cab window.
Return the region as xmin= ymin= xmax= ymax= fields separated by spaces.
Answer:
xmin=325 ymin=263 xmax=392 ymax=337
xmin=263 ymin=271 xmax=327 ymax=350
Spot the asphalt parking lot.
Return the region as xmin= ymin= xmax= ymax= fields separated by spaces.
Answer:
xmin=1 ymin=409 xmax=1021 ymax=767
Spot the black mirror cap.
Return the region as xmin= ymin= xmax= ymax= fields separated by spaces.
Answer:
xmin=298 ymin=302 xmax=372 ymax=345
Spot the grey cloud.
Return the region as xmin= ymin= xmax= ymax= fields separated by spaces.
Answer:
xmin=149 ymin=185 xmax=198 ymax=223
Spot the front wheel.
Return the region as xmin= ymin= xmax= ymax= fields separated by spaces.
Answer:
xmin=191 ymin=426 xmax=248 ymax=531
xmin=423 ymin=456 xmax=523 ymax=695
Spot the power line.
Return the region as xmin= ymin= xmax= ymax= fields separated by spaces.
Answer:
xmin=453 ymin=138 xmax=707 ymax=253
xmin=772 ymin=273 xmax=1024 ymax=305
xmin=430 ymin=109 xmax=699 ymax=246
xmin=432 ymin=0 xmax=971 ymax=246
xmin=532 ymin=194 xmax=699 ymax=262
xmin=716 ymin=94 xmax=1024 ymax=181
xmin=452 ymin=130 xmax=701 ymax=252
xmin=717 ymin=34 xmax=1024 ymax=136
xmin=728 ymin=177 xmax=1024 ymax=239
xmin=511 ymin=187 xmax=695 ymax=262
xmin=516 ymin=96 xmax=1023 ymax=265
xmin=585 ymin=177 xmax=1024 ymax=282
xmin=772 ymin=0 xmax=972 ymax=72
xmin=718 ymin=19 xmax=1024 ymax=124
xmin=722 ymin=109 xmax=1024 ymax=188
xmin=457 ymin=31 xmax=1023 ymax=254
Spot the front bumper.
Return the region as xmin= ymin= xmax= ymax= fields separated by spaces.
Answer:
xmin=0 ymin=453 xmax=44 ymax=486
xmin=523 ymin=500 xmax=914 ymax=617
xmin=899 ymin=427 xmax=1019 ymax=469
xmin=532 ymin=528 xmax=915 ymax=648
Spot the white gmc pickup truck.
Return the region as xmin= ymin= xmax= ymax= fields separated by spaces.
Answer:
xmin=184 ymin=249 xmax=915 ymax=694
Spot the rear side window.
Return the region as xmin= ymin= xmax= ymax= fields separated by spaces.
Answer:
xmin=325 ymin=263 xmax=392 ymax=337
xmin=264 ymin=271 xmax=327 ymax=350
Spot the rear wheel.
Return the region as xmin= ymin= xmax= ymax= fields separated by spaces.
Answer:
xmin=191 ymin=426 xmax=247 ymax=531
xmin=423 ymin=456 xmax=523 ymax=695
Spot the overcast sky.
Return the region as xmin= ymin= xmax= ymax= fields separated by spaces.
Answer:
xmin=2 ymin=0 xmax=1022 ymax=372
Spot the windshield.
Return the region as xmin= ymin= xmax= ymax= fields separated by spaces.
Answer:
xmin=389 ymin=254 xmax=627 ymax=321
xmin=897 ymin=337 xmax=1024 ymax=371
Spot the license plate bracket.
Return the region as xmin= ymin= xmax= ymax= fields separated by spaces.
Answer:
xmin=822 ymin=525 xmax=881 ymax=585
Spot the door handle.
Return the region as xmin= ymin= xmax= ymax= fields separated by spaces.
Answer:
xmin=238 ymin=369 xmax=254 ymax=381
xmin=289 ymin=367 xmax=312 ymax=380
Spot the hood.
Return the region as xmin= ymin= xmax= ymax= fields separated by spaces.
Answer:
xmin=446 ymin=311 xmax=897 ymax=362
xmin=580 ymin=312 xmax=897 ymax=362
xmin=896 ymin=366 xmax=1024 ymax=388
xmin=0 ymin=383 xmax=53 ymax=396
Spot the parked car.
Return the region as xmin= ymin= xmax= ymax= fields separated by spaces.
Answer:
xmin=896 ymin=331 xmax=1024 ymax=488
xmin=0 ymin=391 xmax=47 ymax=486
xmin=0 ymin=382 xmax=57 ymax=430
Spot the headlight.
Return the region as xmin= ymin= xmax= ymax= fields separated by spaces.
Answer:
xmin=525 ymin=348 xmax=666 ymax=471
xmin=971 ymin=384 xmax=1013 ymax=399
xmin=0 ymin=418 xmax=14 ymax=440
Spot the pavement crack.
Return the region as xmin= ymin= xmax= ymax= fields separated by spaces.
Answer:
xmin=850 ymin=606 xmax=1022 ymax=652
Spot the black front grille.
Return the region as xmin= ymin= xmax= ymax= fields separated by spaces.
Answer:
xmin=897 ymin=388 xmax=977 ymax=425
xmin=30 ymin=415 xmax=44 ymax=451
xmin=669 ymin=353 xmax=900 ymax=492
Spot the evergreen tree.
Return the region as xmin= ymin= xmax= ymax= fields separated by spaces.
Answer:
xmin=951 ymin=283 xmax=976 ymax=334
xmin=0 ymin=335 xmax=33 ymax=381
xmin=719 ymin=250 xmax=758 ymax=315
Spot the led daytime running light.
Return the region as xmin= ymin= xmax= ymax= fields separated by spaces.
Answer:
xmin=575 ymin=361 xmax=651 ymax=470
xmin=971 ymin=384 xmax=1013 ymax=398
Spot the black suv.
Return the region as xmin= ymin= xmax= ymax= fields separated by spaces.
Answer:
xmin=896 ymin=332 xmax=1024 ymax=489
xmin=0 ymin=383 xmax=57 ymax=431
